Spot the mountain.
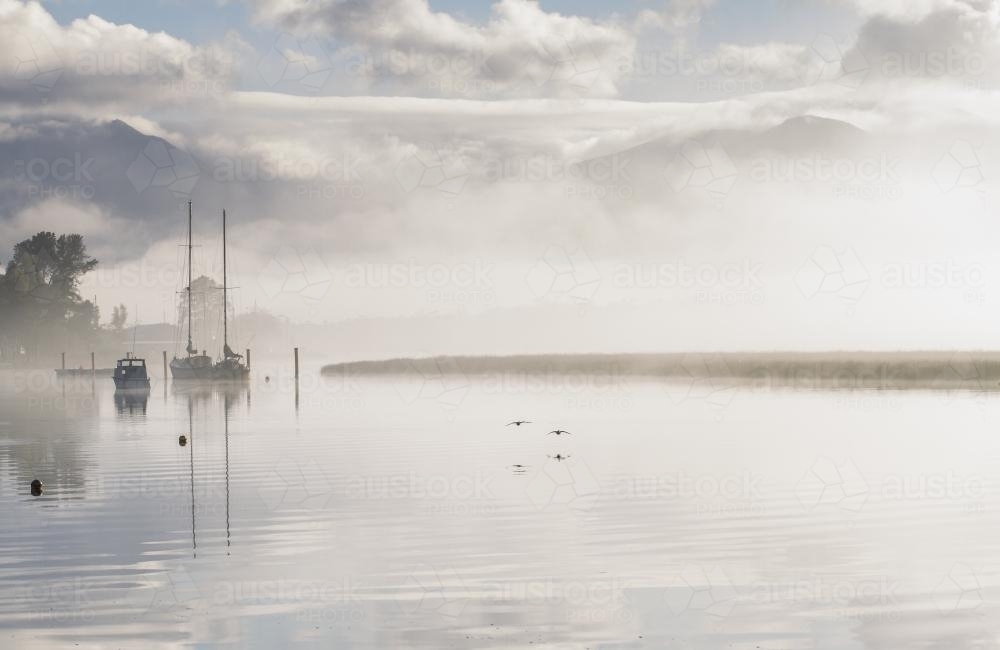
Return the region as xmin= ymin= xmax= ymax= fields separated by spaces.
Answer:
xmin=0 ymin=117 xmax=200 ymax=259
xmin=752 ymin=115 xmax=867 ymax=153
xmin=567 ymin=114 xmax=878 ymax=205
xmin=599 ymin=114 xmax=868 ymax=163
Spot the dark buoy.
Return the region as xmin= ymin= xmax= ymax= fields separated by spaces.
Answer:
xmin=30 ymin=479 xmax=43 ymax=496
xmin=178 ymin=435 xmax=188 ymax=447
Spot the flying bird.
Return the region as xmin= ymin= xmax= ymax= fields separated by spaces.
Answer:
xmin=547 ymin=429 xmax=573 ymax=436
xmin=507 ymin=420 xmax=532 ymax=427
xmin=548 ymin=453 xmax=571 ymax=462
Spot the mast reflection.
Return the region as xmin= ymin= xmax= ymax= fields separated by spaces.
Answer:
xmin=176 ymin=383 xmax=247 ymax=558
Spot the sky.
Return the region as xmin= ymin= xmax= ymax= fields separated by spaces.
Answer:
xmin=1 ymin=0 xmax=999 ymax=354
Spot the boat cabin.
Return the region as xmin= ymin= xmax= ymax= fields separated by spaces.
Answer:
xmin=114 ymin=353 xmax=151 ymax=389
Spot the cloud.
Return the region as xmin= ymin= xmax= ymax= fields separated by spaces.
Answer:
xmin=619 ymin=0 xmax=1000 ymax=101
xmin=836 ymin=0 xmax=993 ymax=21
xmin=0 ymin=198 xmax=126 ymax=263
xmin=852 ymin=0 xmax=1000 ymax=87
xmin=636 ymin=0 xmax=717 ymax=32
xmin=1 ymin=0 xmax=243 ymax=111
xmin=249 ymin=0 xmax=635 ymax=98
xmin=4 ymin=74 xmax=996 ymax=261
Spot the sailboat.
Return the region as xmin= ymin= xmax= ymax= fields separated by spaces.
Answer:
xmin=210 ymin=209 xmax=250 ymax=380
xmin=170 ymin=202 xmax=214 ymax=380
xmin=170 ymin=203 xmax=249 ymax=381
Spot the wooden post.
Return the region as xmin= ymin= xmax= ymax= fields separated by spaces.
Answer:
xmin=90 ymin=352 xmax=95 ymax=375
xmin=162 ymin=350 xmax=168 ymax=381
xmin=246 ymin=349 xmax=251 ymax=371
xmin=61 ymin=352 xmax=65 ymax=370
xmin=294 ymin=348 xmax=299 ymax=383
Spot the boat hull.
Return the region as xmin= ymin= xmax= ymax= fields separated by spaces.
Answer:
xmin=113 ymin=377 xmax=151 ymax=389
xmin=171 ymin=367 xmax=250 ymax=381
xmin=171 ymin=356 xmax=249 ymax=382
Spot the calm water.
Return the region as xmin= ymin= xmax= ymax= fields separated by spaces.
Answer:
xmin=2 ymin=362 xmax=999 ymax=649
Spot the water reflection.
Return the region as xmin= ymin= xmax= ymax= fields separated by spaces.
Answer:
xmin=186 ymin=396 xmax=197 ymax=558
xmin=3 ymin=371 xmax=1000 ymax=648
xmin=0 ymin=378 xmax=95 ymax=502
xmin=224 ymin=391 xmax=232 ymax=555
xmin=180 ymin=384 xmax=245 ymax=560
xmin=172 ymin=381 xmax=251 ymax=412
xmin=114 ymin=388 xmax=150 ymax=416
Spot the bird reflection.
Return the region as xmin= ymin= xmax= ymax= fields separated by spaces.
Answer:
xmin=508 ymin=464 xmax=530 ymax=474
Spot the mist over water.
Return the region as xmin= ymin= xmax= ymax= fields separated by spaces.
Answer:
xmin=3 ymin=367 xmax=1000 ymax=648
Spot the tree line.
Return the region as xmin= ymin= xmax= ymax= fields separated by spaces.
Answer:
xmin=1 ymin=231 xmax=260 ymax=367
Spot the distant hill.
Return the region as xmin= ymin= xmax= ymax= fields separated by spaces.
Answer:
xmin=574 ymin=114 xmax=875 ymax=202
xmin=756 ymin=115 xmax=867 ymax=153
xmin=596 ymin=114 xmax=867 ymax=161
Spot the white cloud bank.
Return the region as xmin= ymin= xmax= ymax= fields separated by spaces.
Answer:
xmin=1 ymin=0 xmax=244 ymax=111
xmin=1 ymin=0 xmax=999 ymax=351
xmin=248 ymin=0 xmax=636 ymax=98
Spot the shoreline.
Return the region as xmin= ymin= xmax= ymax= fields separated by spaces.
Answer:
xmin=321 ymin=351 xmax=1000 ymax=390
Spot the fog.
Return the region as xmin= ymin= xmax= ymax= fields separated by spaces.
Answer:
xmin=2 ymin=0 xmax=999 ymax=358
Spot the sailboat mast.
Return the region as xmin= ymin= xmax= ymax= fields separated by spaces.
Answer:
xmin=186 ymin=201 xmax=193 ymax=356
xmin=223 ymin=209 xmax=228 ymax=352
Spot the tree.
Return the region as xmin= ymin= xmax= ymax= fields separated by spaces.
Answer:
xmin=111 ymin=304 xmax=128 ymax=331
xmin=177 ymin=275 xmax=227 ymax=353
xmin=12 ymin=232 xmax=97 ymax=303
xmin=68 ymin=300 xmax=101 ymax=339
xmin=0 ymin=232 xmax=100 ymax=365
